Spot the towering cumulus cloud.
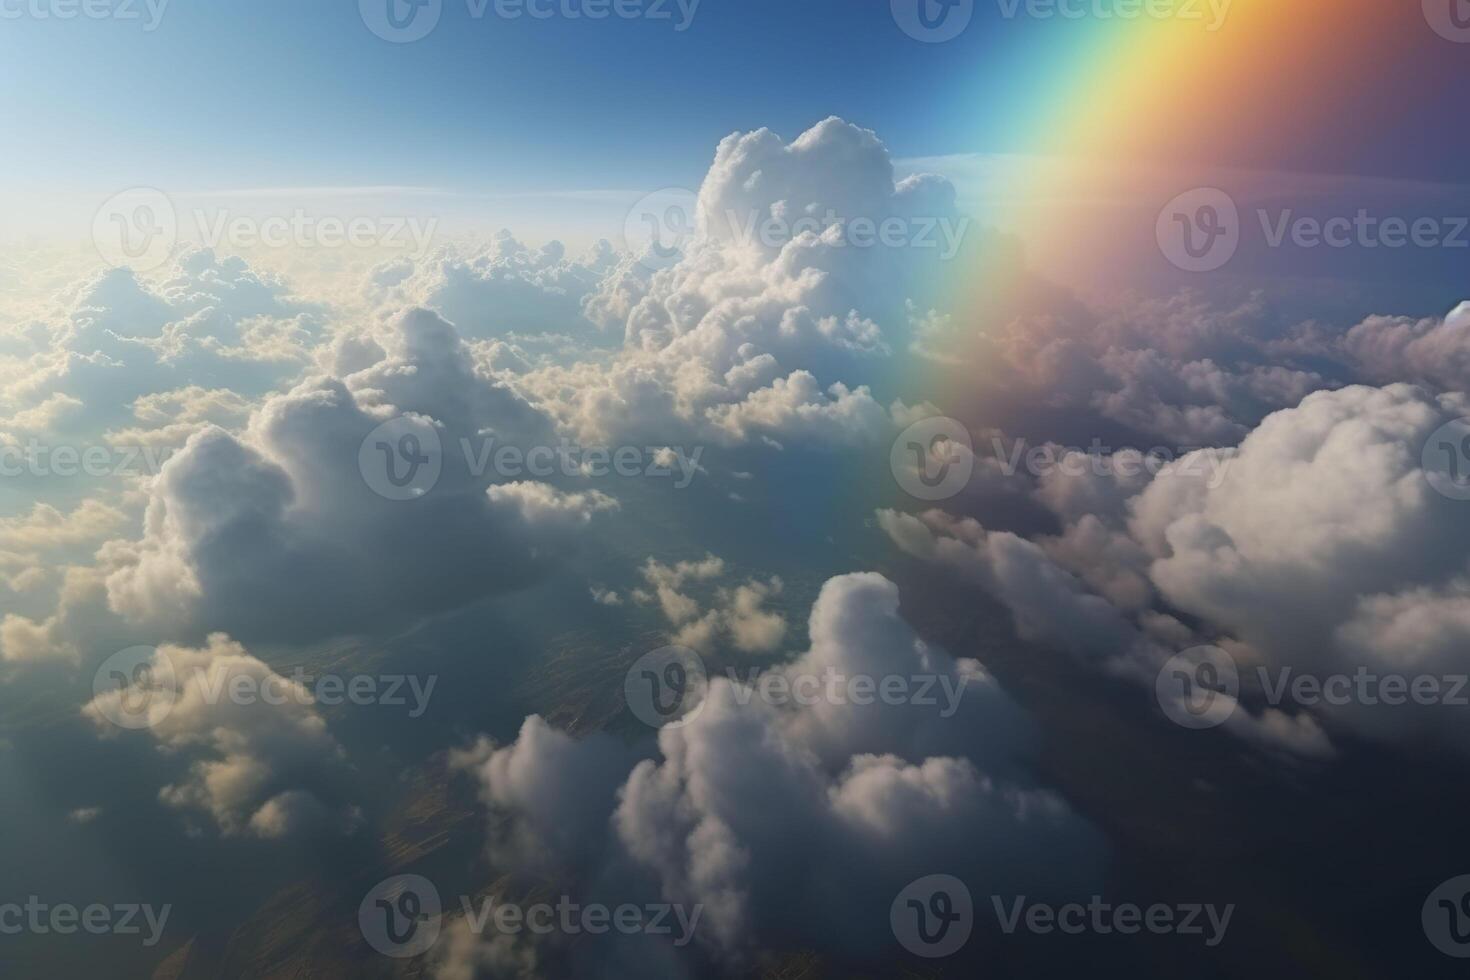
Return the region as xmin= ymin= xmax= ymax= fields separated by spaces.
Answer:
xmin=509 ymin=118 xmax=963 ymax=450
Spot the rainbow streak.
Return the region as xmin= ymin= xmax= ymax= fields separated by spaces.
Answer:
xmin=930 ymin=0 xmax=1420 ymax=367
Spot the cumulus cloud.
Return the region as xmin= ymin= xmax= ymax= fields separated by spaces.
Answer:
xmin=82 ymin=634 xmax=358 ymax=838
xmin=1344 ymin=302 xmax=1470 ymax=392
xmin=369 ymin=232 xmax=617 ymax=340
xmin=96 ymin=308 xmax=613 ymax=643
xmin=884 ymin=382 xmax=1470 ymax=758
xmin=505 ymin=118 xmax=960 ymax=450
xmin=454 ymin=573 xmax=1100 ymax=973
xmin=628 ymin=555 xmax=787 ymax=654
xmin=0 ymin=500 xmax=127 ymax=552
xmin=0 ymin=248 xmax=316 ymax=445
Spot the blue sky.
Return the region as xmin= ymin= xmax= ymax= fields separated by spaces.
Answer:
xmin=1 ymin=0 xmax=1013 ymax=196
xmin=4 ymin=0 xmax=1469 ymax=261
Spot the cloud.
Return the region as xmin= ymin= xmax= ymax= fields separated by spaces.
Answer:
xmin=369 ymin=232 xmax=618 ymax=340
xmin=628 ymin=555 xmax=786 ymax=654
xmin=455 ymin=573 xmax=1100 ymax=972
xmin=884 ymin=382 xmax=1470 ymax=757
xmin=507 ymin=118 xmax=960 ymax=450
xmin=0 ymin=249 xmax=317 ymax=445
xmin=1344 ymin=301 xmax=1470 ymax=392
xmin=97 ymin=308 xmax=612 ymax=643
xmin=0 ymin=500 xmax=127 ymax=552
xmin=81 ymin=634 xmax=358 ymax=838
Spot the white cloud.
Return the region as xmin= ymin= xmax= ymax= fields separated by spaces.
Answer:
xmin=457 ymin=574 xmax=1100 ymax=969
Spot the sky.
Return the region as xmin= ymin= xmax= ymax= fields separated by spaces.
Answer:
xmin=5 ymin=0 xmax=1469 ymax=221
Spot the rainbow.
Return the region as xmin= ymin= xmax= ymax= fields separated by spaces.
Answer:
xmin=926 ymin=0 xmax=1418 ymax=364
